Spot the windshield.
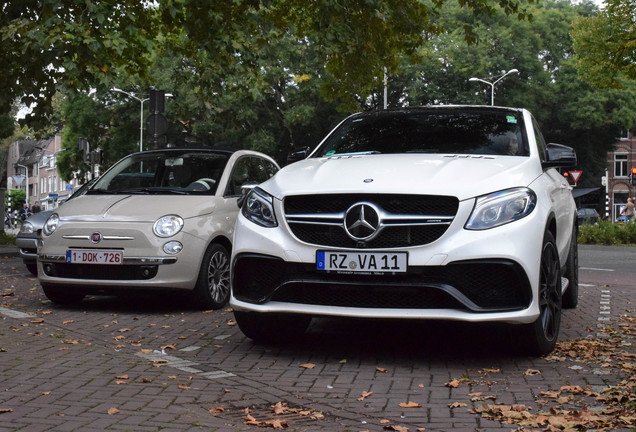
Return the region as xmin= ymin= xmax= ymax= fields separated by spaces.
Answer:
xmin=90 ymin=150 xmax=230 ymax=195
xmin=314 ymin=108 xmax=529 ymax=157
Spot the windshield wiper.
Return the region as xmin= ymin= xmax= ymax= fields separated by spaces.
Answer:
xmin=118 ymin=187 xmax=188 ymax=195
xmin=326 ymin=151 xmax=382 ymax=157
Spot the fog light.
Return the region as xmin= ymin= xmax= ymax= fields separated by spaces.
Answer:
xmin=163 ymin=241 xmax=183 ymax=254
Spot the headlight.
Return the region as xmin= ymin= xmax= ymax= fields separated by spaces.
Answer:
xmin=465 ymin=188 xmax=536 ymax=230
xmin=20 ymin=221 xmax=34 ymax=234
xmin=153 ymin=215 xmax=184 ymax=237
xmin=42 ymin=214 xmax=59 ymax=236
xmin=242 ymin=187 xmax=277 ymax=227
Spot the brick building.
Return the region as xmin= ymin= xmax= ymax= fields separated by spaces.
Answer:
xmin=605 ymin=129 xmax=636 ymax=221
xmin=6 ymin=134 xmax=79 ymax=212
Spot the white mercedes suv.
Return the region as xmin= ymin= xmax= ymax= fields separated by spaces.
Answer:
xmin=230 ymin=106 xmax=578 ymax=355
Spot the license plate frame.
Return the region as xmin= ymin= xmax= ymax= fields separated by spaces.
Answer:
xmin=66 ymin=249 xmax=123 ymax=265
xmin=316 ymin=250 xmax=407 ymax=273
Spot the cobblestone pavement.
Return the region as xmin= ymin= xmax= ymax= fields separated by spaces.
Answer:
xmin=0 ymin=251 xmax=634 ymax=432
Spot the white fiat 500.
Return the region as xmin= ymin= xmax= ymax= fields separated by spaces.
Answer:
xmin=38 ymin=148 xmax=279 ymax=309
xmin=231 ymin=106 xmax=578 ymax=355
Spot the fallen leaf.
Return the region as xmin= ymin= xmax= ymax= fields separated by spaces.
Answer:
xmin=178 ymin=384 xmax=190 ymax=390
xmin=524 ymin=369 xmax=541 ymax=375
xmin=445 ymin=379 xmax=462 ymax=388
xmin=399 ymin=401 xmax=421 ymax=408
xmin=376 ymin=367 xmax=389 ymax=373
xmin=272 ymin=402 xmax=287 ymax=414
xmin=299 ymin=363 xmax=315 ymax=369
xmin=107 ymin=408 xmax=119 ymax=415
xmin=62 ymin=320 xmax=74 ymax=324
xmin=358 ymin=391 xmax=374 ymax=401
xmin=116 ymin=375 xmax=129 ymax=380
xmin=0 ymin=408 xmax=13 ymax=414
xmin=449 ymin=402 xmax=467 ymax=408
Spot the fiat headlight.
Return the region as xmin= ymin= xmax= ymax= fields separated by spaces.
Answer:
xmin=153 ymin=215 xmax=184 ymax=237
xmin=465 ymin=188 xmax=536 ymax=230
xmin=42 ymin=213 xmax=59 ymax=236
xmin=242 ymin=187 xmax=277 ymax=227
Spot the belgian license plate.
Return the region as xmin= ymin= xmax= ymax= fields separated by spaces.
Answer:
xmin=316 ymin=251 xmax=407 ymax=273
xmin=66 ymin=249 xmax=123 ymax=265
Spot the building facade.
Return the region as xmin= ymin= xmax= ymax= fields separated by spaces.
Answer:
xmin=6 ymin=134 xmax=79 ymax=212
xmin=606 ymin=129 xmax=636 ymax=221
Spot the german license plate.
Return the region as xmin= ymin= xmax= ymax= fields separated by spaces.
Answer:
xmin=316 ymin=251 xmax=407 ymax=273
xmin=66 ymin=249 xmax=123 ymax=265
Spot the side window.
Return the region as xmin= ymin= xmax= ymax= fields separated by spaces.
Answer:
xmin=226 ymin=157 xmax=252 ymax=197
xmin=532 ymin=118 xmax=548 ymax=162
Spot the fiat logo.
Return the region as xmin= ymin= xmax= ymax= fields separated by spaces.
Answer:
xmin=91 ymin=232 xmax=102 ymax=244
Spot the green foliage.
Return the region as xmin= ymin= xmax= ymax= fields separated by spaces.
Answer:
xmin=572 ymin=0 xmax=636 ymax=88
xmin=0 ymin=232 xmax=17 ymax=245
xmin=0 ymin=1 xmax=161 ymax=124
xmin=578 ymin=220 xmax=636 ymax=246
xmin=5 ymin=189 xmax=26 ymax=212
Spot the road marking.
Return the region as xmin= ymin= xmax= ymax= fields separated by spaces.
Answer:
xmin=0 ymin=307 xmax=32 ymax=319
xmin=580 ymin=267 xmax=614 ymax=272
xmin=135 ymin=351 xmax=235 ymax=379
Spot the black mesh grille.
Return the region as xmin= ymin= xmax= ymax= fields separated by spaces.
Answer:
xmin=232 ymin=255 xmax=531 ymax=312
xmin=42 ymin=263 xmax=158 ymax=280
xmin=284 ymin=194 xmax=458 ymax=248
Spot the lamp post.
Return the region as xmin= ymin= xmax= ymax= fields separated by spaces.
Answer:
xmin=469 ymin=68 xmax=519 ymax=106
xmin=15 ymin=163 xmax=28 ymax=206
xmin=111 ymin=88 xmax=173 ymax=152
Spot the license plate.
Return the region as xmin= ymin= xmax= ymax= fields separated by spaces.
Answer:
xmin=66 ymin=249 xmax=123 ymax=265
xmin=316 ymin=251 xmax=407 ymax=273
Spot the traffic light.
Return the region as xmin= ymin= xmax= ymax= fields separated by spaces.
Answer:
xmin=631 ymin=167 xmax=636 ymax=186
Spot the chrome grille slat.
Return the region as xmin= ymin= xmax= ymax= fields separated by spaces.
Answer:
xmin=284 ymin=194 xmax=459 ymax=248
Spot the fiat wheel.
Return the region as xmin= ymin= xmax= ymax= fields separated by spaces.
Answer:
xmin=194 ymin=243 xmax=230 ymax=310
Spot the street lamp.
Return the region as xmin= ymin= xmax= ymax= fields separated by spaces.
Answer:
xmin=111 ymin=88 xmax=173 ymax=152
xmin=469 ymin=68 xmax=519 ymax=106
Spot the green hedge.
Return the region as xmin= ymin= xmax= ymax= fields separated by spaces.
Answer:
xmin=578 ymin=220 xmax=636 ymax=246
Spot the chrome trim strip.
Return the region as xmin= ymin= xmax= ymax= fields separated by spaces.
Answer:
xmin=38 ymin=254 xmax=177 ymax=265
xmin=62 ymin=235 xmax=135 ymax=240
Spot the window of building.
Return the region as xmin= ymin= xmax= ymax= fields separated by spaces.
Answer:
xmin=620 ymin=129 xmax=630 ymax=140
xmin=615 ymin=153 xmax=629 ymax=177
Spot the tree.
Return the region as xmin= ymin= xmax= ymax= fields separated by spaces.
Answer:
xmin=376 ymin=0 xmax=632 ymax=188
xmin=1 ymin=1 xmax=161 ymax=127
xmin=4 ymin=0 xmax=535 ymax=129
xmin=572 ymin=0 xmax=636 ymax=88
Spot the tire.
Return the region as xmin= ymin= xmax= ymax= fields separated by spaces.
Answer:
xmin=25 ymin=262 xmax=38 ymax=276
xmin=562 ymin=222 xmax=579 ymax=309
xmin=521 ymin=230 xmax=562 ymax=356
xmin=234 ymin=311 xmax=312 ymax=343
xmin=41 ymin=284 xmax=85 ymax=306
xmin=193 ymin=243 xmax=231 ymax=310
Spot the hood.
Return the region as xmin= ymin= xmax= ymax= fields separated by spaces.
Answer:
xmin=264 ymin=154 xmax=543 ymax=201
xmin=54 ymin=194 xmax=216 ymax=222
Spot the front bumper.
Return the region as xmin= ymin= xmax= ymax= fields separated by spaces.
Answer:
xmin=16 ymin=234 xmax=38 ymax=262
xmin=37 ymin=221 xmax=206 ymax=291
xmin=230 ymin=197 xmax=547 ymax=324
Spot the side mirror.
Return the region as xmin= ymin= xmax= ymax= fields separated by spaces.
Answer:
xmin=543 ymin=143 xmax=577 ymax=168
xmin=237 ymin=183 xmax=258 ymax=208
xmin=287 ymin=146 xmax=311 ymax=164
